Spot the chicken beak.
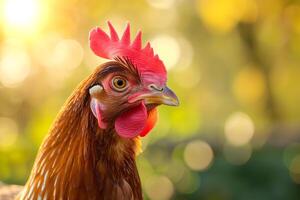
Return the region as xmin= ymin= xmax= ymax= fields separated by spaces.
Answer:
xmin=130 ymin=86 xmax=179 ymax=106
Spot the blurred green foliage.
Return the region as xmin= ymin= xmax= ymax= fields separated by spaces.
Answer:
xmin=0 ymin=0 xmax=300 ymax=199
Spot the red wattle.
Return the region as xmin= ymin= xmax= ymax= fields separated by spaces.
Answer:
xmin=139 ymin=108 xmax=158 ymax=137
xmin=115 ymin=102 xmax=148 ymax=138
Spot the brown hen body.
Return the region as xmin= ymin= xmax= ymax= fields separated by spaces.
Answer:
xmin=17 ymin=64 xmax=143 ymax=200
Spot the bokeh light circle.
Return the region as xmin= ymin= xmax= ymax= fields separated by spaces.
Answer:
xmin=196 ymin=0 xmax=258 ymax=33
xmin=3 ymin=0 xmax=40 ymax=30
xmin=151 ymin=35 xmax=181 ymax=70
xmin=184 ymin=140 xmax=214 ymax=171
xmin=224 ymin=112 xmax=255 ymax=146
xmin=146 ymin=0 xmax=175 ymax=9
xmin=145 ymin=175 xmax=174 ymax=200
xmin=35 ymin=37 xmax=84 ymax=84
xmin=0 ymin=42 xmax=31 ymax=87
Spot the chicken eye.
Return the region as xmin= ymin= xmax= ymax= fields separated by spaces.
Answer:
xmin=112 ymin=76 xmax=128 ymax=91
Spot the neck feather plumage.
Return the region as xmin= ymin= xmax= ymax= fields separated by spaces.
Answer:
xmin=19 ymin=77 xmax=143 ymax=200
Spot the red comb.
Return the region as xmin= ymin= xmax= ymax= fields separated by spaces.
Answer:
xmin=89 ymin=21 xmax=167 ymax=80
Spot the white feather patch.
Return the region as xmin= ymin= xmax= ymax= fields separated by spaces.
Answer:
xmin=89 ymin=85 xmax=103 ymax=97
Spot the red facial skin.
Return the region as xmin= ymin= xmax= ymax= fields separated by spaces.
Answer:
xmin=89 ymin=22 xmax=170 ymax=138
xmin=91 ymin=69 xmax=161 ymax=138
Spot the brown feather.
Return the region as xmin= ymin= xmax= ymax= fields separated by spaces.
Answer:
xmin=19 ymin=62 xmax=143 ymax=200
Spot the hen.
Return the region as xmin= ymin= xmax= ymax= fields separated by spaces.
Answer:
xmin=0 ymin=22 xmax=179 ymax=200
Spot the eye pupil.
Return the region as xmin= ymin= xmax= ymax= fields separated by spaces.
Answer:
xmin=117 ymin=79 xmax=124 ymax=86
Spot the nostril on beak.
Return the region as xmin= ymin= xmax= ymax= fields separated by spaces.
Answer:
xmin=149 ymin=84 xmax=164 ymax=92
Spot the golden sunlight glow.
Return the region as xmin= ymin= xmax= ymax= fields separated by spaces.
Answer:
xmin=51 ymin=39 xmax=84 ymax=71
xmin=175 ymin=67 xmax=201 ymax=89
xmin=224 ymin=112 xmax=255 ymax=146
xmin=147 ymin=0 xmax=175 ymax=9
xmin=3 ymin=0 xmax=40 ymax=30
xmin=196 ymin=0 xmax=258 ymax=33
xmin=151 ymin=35 xmax=181 ymax=70
xmin=284 ymin=5 xmax=300 ymax=34
xmin=0 ymin=42 xmax=31 ymax=87
xmin=184 ymin=140 xmax=214 ymax=171
xmin=233 ymin=67 xmax=266 ymax=105
xmin=34 ymin=37 xmax=84 ymax=85
xmin=174 ymin=37 xmax=194 ymax=72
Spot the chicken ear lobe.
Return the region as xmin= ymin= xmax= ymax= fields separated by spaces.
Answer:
xmin=90 ymin=98 xmax=107 ymax=129
xmin=89 ymin=84 xmax=107 ymax=129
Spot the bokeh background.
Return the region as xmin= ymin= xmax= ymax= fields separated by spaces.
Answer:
xmin=0 ymin=0 xmax=300 ymax=199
